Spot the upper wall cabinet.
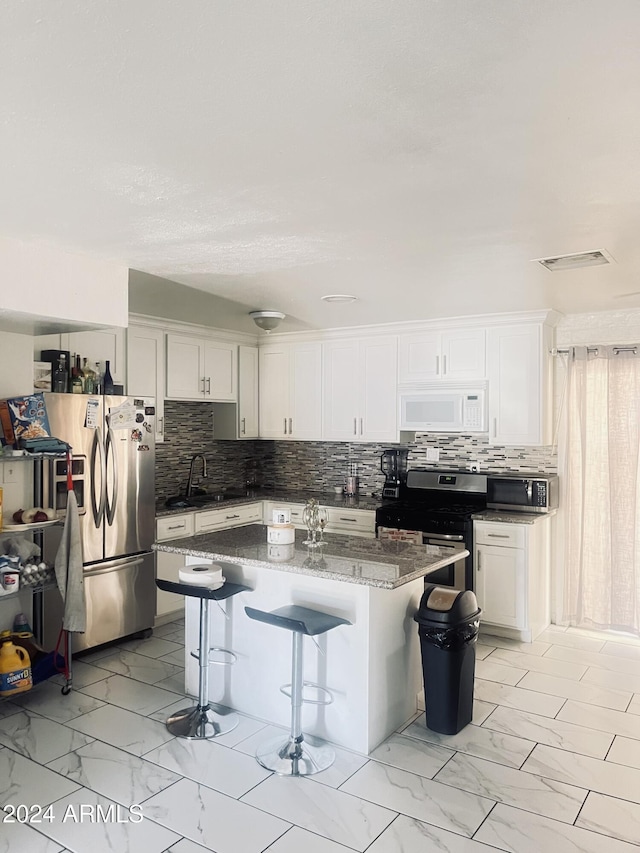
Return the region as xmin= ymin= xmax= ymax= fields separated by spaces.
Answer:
xmin=127 ymin=324 xmax=166 ymax=442
xmin=35 ymin=328 xmax=126 ymax=382
xmin=398 ymin=329 xmax=486 ymax=384
xmin=166 ymin=334 xmax=237 ymax=402
xmin=323 ymin=336 xmax=398 ymax=442
xmin=214 ymin=345 xmax=259 ymax=440
xmin=487 ymin=323 xmax=553 ymax=446
xmin=259 ymin=342 xmax=322 ymax=440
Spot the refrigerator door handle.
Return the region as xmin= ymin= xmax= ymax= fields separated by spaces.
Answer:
xmin=90 ymin=427 xmax=106 ymax=527
xmin=105 ymin=426 xmax=119 ymax=526
xmin=84 ymin=554 xmax=145 ymax=576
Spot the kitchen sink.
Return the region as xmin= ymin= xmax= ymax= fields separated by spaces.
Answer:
xmin=165 ymin=492 xmax=249 ymax=509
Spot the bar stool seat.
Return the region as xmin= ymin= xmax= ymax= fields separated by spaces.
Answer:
xmin=156 ymin=571 xmax=250 ymax=739
xmin=245 ymin=603 xmax=351 ymax=776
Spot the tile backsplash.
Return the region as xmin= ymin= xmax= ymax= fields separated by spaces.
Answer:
xmin=155 ymin=401 xmax=557 ymax=503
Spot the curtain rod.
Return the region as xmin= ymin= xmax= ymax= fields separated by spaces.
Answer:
xmin=551 ymin=345 xmax=639 ymax=356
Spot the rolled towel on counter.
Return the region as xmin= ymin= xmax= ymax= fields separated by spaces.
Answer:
xmin=178 ymin=564 xmax=225 ymax=589
xmin=267 ymin=524 xmax=295 ymax=545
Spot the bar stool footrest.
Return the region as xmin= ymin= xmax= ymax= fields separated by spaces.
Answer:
xmin=279 ymin=680 xmax=334 ymax=705
xmin=190 ymin=646 xmax=238 ymax=666
xmin=255 ymin=733 xmax=335 ymax=776
xmin=165 ymin=703 xmax=239 ymax=739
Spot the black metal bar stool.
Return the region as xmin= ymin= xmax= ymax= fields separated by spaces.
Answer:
xmin=245 ymin=604 xmax=351 ymax=776
xmin=156 ymin=570 xmax=250 ymax=739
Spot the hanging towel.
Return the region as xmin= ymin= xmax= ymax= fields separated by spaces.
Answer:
xmin=54 ymin=488 xmax=86 ymax=633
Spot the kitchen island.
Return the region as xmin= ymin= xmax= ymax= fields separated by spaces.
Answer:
xmin=155 ymin=525 xmax=468 ymax=754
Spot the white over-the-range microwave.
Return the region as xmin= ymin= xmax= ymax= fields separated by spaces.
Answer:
xmin=399 ymin=386 xmax=487 ymax=433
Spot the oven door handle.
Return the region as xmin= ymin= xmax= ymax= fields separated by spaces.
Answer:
xmin=423 ymin=533 xmax=465 ymax=542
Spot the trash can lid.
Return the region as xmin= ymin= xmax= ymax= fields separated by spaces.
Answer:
xmin=414 ymin=584 xmax=480 ymax=625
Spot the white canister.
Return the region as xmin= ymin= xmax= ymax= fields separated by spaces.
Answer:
xmin=267 ymin=542 xmax=295 ymax=562
xmin=267 ymin=523 xmax=295 ymax=544
xmin=272 ymin=508 xmax=292 ymax=525
xmin=0 ymin=569 xmax=20 ymax=596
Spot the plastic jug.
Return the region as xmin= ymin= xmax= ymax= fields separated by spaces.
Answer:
xmin=0 ymin=629 xmax=32 ymax=696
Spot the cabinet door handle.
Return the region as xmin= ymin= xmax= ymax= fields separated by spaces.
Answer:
xmin=201 ymin=377 xmax=206 ymax=393
xmin=477 ymin=550 xmax=481 ymax=570
xmin=443 ymin=354 xmax=447 ymax=375
xmin=289 ymin=417 xmax=292 ymax=434
xmin=493 ymin=417 xmax=497 ymax=438
xmin=206 ymin=377 xmax=211 ymax=394
xmin=284 ymin=418 xmax=288 ymax=435
xmin=487 ymin=533 xmax=510 ymax=539
xmin=436 ymin=355 xmax=440 ymax=376
xmin=353 ymin=418 xmax=357 ymax=435
xmin=158 ymin=416 xmax=164 ymax=433
xmin=241 ymin=417 xmax=246 ymax=435
xmin=360 ymin=417 xmax=363 ymax=435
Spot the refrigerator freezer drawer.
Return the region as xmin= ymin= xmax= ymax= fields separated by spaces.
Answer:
xmin=42 ymin=552 xmax=156 ymax=653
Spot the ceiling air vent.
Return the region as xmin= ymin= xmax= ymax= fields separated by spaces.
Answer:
xmin=534 ymin=249 xmax=612 ymax=272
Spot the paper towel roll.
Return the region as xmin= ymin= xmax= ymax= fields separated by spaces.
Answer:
xmin=178 ymin=564 xmax=225 ymax=589
xmin=267 ymin=524 xmax=295 ymax=544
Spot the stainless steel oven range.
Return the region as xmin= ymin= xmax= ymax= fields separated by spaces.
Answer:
xmin=375 ymin=470 xmax=488 ymax=591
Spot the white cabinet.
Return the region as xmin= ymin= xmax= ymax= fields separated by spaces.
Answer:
xmin=127 ymin=324 xmax=166 ymax=442
xmin=323 ymin=336 xmax=398 ymax=442
xmin=156 ymin=513 xmax=195 ymax=542
xmin=487 ymin=323 xmax=552 ymax=446
xmin=194 ymin=502 xmax=262 ymax=534
xmin=262 ymin=500 xmax=375 ymax=538
xmin=259 ymin=343 xmax=322 ymax=440
xmin=399 ymin=329 xmax=486 ymax=384
xmin=213 ymin=345 xmax=259 ymax=440
xmin=35 ymin=328 xmax=126 ymax=384
xmin=324 ymin=506 xmax=375 ymax=538
xmin=166 ymin=334 xmax=237 ymax=402
xmin=474 ymin=518 xmax=551 ymax=642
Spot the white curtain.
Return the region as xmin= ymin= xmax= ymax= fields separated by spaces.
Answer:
xmin=559 ymin=346 xmax=640 ymax=634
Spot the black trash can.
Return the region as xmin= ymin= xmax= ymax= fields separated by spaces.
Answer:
xmin=414 ymin=584 xmax=481 ymax=735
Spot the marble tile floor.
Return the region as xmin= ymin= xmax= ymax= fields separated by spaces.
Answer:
xmin=1 ymin=620 xmax=640 ymax=852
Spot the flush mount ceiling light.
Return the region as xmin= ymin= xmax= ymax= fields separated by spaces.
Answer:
xmin=533 ymin=249 xmax=613 ymax=272
xmin=321 ymin=294 xmax=358 ymax=303
xmin=249 ymin=310 xmax=286 ymax=332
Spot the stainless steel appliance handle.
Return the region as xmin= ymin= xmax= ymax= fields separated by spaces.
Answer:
xmin=423 ymin=532 xmax=465 ymax=541
xmin=90 ymin=428 xmax=106 ymax=527
xmin=84 ymin=555 xmax=145 ymax=576
xmin=105 ymin=426 xmax=118 ymax=526
xmin=527 ymin=481 xmax=533 ymax=502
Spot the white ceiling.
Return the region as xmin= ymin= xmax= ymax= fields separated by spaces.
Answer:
xmin=3 ymin=1 xmax=640 ymax=334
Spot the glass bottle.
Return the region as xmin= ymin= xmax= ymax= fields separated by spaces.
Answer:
xmin=82 ymin=358 xmax=96 ymax=394
xmin=102 ymin=360 xmax=115 ymax=395
xmin=52 ymin=355 xmax=68 ymax=393
xmin=71 ymin=354 xmax=83 ymax=394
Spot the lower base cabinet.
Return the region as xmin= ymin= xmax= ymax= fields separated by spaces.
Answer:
xmin=156 ymin=552 xmax=189 ymax=618
xmin=474 ymin=517 xmax=551 ymax=642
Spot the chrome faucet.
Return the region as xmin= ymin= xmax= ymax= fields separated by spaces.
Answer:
xmin=186 ymin=454 xmax=208 ymax=497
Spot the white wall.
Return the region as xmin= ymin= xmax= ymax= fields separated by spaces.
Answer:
xmin=0 ymin=235 xmax=128 ymax=328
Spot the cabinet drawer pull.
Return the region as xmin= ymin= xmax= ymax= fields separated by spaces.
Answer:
xmin=339 ymin=516 xmax=357 ymax=522
xmin=225 ymin=514 xmax=240 ymax=520
xmin=167 ymin=524 xmax=185 ymax=530
xmin=487 ymin=533 xmax=510 ymax=539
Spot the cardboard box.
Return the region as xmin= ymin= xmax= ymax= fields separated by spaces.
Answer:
xmin=0 ymin=393 xmax=52 ymax=447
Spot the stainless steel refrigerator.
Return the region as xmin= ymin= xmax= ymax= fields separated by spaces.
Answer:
xmin=41 ymin=393 xmax=156 ymax=653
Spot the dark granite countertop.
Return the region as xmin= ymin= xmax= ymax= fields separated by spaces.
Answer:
xmin=154 ymin=524 xmax=467 ymax=589
xmin=156 ymin=489 xmax=383 ymax=517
